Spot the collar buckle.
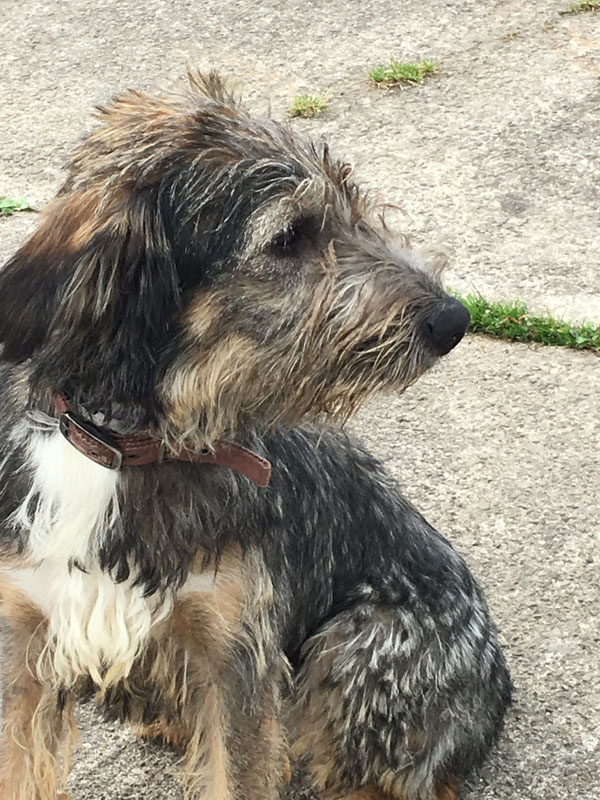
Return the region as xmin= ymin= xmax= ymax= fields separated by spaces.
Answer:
xmin=59 ymin=411 xmax=123 ymax=470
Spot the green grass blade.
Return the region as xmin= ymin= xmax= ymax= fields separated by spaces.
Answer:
xmin=0 ymin=196 xmax=34 ymax=216
xmin=454 ymin=293 xmax=600 ymax=352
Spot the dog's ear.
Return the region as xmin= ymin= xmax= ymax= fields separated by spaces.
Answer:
xmin=0 ymin=194 xmax=90 ymax=362
xmin=0 ymin=188 xmax=180 ymax=417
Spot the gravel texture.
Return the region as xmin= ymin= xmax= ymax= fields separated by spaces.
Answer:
xmin=1 ymin=1 xmax=599 ymax=798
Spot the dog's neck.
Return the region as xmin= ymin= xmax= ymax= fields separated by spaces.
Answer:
xmin=52 ymin=393 xmax=271 ymax=486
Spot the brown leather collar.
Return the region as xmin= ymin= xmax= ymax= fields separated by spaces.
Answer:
xmin=54 ymin=394 xmax=271 ymax=487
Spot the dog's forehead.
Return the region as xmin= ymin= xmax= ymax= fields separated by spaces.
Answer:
xmin=175 ymin=106 xmax=358 ymax=228
xmin=188 ymin=105 xmax=333 ymax=183
xmin=66 ymin=83 xmax=355 ymax=209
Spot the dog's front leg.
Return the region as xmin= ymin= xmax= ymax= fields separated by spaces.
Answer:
xmin=0 ymin=597 xmax=73 ymax=800
xmin=0 ymin=671 xmax=63 ymax=800
xmin=167 ymin=554 xmax=289 ymax=800
xmin=176 ymin=670 xmax=288 ymax=800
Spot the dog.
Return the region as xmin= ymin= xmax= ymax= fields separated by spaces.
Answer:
xmin=0 ymin=72 xmax=511 ymax=800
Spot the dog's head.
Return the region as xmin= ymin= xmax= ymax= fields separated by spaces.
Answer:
xmin=0 ymin=72 xmax=468 ymax=447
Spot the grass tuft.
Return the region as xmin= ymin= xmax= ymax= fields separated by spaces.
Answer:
xmin=454 ymin=293 xmax=600 ymax=352
xmin=559 ymin=0 xmax=599 ymax=13
xmin=0 ymin=196 xmax=34 ymax=216
xmin=290 ymin=93 xmax=329 ymax=118
xmin=368 ymin=59 xmax=436 ymax=88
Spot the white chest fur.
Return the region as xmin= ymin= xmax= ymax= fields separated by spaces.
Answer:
xmin=15 ymin=425 xmax=120 ymax=563
xmin=5 ymin=428 xmax=173 ymax=688
xmin=8 ymin=562 xmax=172 ymax=688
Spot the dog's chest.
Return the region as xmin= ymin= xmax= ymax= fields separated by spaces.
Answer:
xmin=4 ymin=429 xmax=197 ymax=687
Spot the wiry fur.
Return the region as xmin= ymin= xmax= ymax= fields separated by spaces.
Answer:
xmin=0 ymin=72 xmax=511 ymax=800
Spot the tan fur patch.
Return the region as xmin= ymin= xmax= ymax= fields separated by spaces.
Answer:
xmin=434 ymin=776 xmax=459 ymax=800
xmin=134 ymin=718 xmax=189 ymax=750
xmin=184 ymin=291 xmax=224 ymax=341
xmin=178 ymin=545 xmax=253 ymax=637
xmin=65 ymin=192 xmax=106 ymax=252
xmin=292 ymin=724 xmax=339 ymax=793
xmin=0 ymin=573 xmax=46 ymax=628
xmin=180 ymin=682 xmax=233 ymax=800
xmin=162 ymin=331 xmax=263 ymax=449
xmin=0 ymin=581 xmax=77 ymax=800
xmin=15 ymin=192 xmax=100 ymax=262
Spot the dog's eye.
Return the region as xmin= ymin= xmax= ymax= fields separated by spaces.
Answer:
xmin=271 ymin=225 xmax=299 ymax=253
xmin=270 ymin=218 xmax=314 ymax=255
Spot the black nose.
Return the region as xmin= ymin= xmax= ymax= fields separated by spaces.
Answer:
xmin=423 ymin=298 xmax=470 ymax=355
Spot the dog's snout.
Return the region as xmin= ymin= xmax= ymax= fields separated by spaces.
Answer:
xmin=423 ymin=298 xmax=470 ymax=356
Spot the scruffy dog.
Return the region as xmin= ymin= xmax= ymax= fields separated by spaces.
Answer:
xmin=0 ymin=73 xmax=511 ymax=800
